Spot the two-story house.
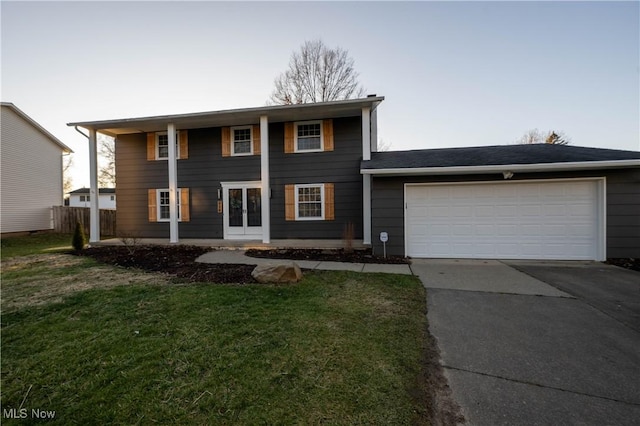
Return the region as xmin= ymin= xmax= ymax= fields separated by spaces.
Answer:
xmin=69 ymin=97 xmax=382 ymax=246
xmin=69 ymin=96 xmax=640 ymax=261
xmin=2 ymin=102 xmax=73 ymax=235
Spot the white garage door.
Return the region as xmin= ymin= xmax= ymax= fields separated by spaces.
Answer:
xmin=405 ymin=179 xmax=603 ymax=260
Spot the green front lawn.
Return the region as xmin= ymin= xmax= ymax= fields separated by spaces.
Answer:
xmin=1 ymin=253 xmax=430 ymax=424
xmin=1 ymin=233 xmax=72 ymax=260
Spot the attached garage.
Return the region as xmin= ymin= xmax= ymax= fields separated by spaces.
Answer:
xmin=404 ymin=179 xmax=604 ymax=260
xmin=362 ymin=144 xmax=640 ymax=261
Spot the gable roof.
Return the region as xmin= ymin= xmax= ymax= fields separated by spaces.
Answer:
xmin=68 ymin=96 xmax=384 ymax=137
xmin=69 ymin=188 xmax=116 ymax=194
xmin=361 ymin=144 xmax=640 ymax=176
xmin=1 ymin=102 xmax=73 ymax=153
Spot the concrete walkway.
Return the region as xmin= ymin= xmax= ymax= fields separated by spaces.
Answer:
xmin=196 ymin=250 xmax=413 ymax=275
xmin=413 ymin=259 xmax=640 ymax=425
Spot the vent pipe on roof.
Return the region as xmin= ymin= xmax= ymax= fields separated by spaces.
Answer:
xmin=367 ymin=94 xmax=377 ymax=98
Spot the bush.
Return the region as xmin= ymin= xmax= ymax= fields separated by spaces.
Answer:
xmin=72 ymin=221 xmax=86 ymax=252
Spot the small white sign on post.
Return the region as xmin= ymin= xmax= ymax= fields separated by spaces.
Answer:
xmin=380 ymin=232 xmax=389 ymax=258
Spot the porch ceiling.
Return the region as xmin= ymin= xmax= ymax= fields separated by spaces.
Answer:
xmin=68 ymin=96 xmax=384 ymax=137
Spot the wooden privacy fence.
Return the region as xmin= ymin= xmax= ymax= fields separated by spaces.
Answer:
xmin=52 ymin=206 xmax=116 ymax=236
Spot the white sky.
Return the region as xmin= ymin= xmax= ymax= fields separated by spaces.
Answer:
xmin=2 ymin=1 xmax=639 ymax=188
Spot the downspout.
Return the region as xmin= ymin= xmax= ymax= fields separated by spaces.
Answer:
xmin=74 ymin=126 xmax=89 ymax=139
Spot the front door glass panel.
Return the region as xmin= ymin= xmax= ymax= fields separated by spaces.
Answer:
xmin=247 ymin=188 xmax=262 ymax=227
xmin=229 ymin=189 xmax=243 ymax=227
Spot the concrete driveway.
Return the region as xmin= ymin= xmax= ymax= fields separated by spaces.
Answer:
xmin=412 ymin=259 xmax=640 ymax=425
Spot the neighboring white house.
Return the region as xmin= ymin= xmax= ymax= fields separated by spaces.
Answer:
xmin=1 ymin=102 xmax=72 ymax=234
xmin=68 ymin=188 xmax=116 ymax=209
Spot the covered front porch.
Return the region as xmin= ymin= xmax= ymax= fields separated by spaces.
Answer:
xmin=93 ymin=238 xmax=367 ymax=250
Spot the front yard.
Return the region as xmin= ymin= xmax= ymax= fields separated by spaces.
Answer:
xmin=1 ymin=235 xmax=433 ymax=424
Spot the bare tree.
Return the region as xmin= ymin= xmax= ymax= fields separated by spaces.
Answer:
xmin=98 ymin=134 xmax=116 ymax=187
xmin=63 ymin=154 xmax=74 ymax=194
xmin=516 ymin=129 xmax=570 ymax=145
xmin=544 ymin=131 xmax=570 ymax=145
xmin=269 ymin=39 xmax=366 ymax=105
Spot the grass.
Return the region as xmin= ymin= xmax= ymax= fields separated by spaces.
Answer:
xmin=1 ymin=233 xmax=73 ymax=260
xmin=1 ymin=237 xmax=431 ymax=425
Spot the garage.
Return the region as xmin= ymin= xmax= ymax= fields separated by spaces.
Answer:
xmin=404 ymin=179 xmax=604 ymax=260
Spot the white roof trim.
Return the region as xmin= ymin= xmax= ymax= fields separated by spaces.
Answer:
xmin=361 ymin=159 xmax=640 ymax=176
xmin=1 ymin=102 xmax=73 ymax=153
xmin=67 ymin=96 xmax=385 ymax=136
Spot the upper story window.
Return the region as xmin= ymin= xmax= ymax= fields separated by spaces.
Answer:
xmin=80 ymin=195 xmax=90 ymax=202
xmin=232 ymin=126 xmax=253 ymax=156
xmin=221 ymin=125 xmax=260 ymax=157
xmin=147 ymin=131 xmax=188 ymax=161
xmin=156 ymin=132 xmax=179 ymax=160
xmin=284 ymin=120 xmax=333 ymax=154
xmin=295 ymin=121 xmax=323 ymax=152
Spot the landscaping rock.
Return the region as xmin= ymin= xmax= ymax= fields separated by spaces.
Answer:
xmin=251 ymin=262 xmax=302 ymax=284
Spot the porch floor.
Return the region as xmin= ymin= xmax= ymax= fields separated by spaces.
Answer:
xmin=94 ymin=238 xmax=367 ymax=250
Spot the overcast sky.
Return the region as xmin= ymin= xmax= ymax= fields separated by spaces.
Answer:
xmin=2 ymin=1 xmax=638 ymax=188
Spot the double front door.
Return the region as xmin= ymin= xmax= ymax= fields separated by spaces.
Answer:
xmin=222 ymin=182 xmax=262 ymax=239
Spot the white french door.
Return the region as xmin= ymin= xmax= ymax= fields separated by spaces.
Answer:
xmin=222 ymin=182 xmax=262 ymax=239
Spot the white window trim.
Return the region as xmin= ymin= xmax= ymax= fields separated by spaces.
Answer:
xmin=294 ymin=183 xmax=325 ymax=221
xmin=230 ymin=125 xmax=253 ymax=156
xmin=155 ymin=132 xmax=180 ymax=160
xmin=156 ymin=188 xmax=182 ymax=222
xmin=294 ymin=120 xmax=324 ymax=153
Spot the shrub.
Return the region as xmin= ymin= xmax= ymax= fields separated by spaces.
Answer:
xmin=72 ymin=221 xmax=86 ymax=252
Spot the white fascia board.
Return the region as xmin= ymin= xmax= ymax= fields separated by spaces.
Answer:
xmin=361 ymin=159 xmax=640 ymax=176
xmin=67 ymin=96 xmax=386 ymax=132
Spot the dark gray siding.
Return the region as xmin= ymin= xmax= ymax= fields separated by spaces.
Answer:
xmin=371 ymin=169 xmax=640 ymax=258
xmin=116 ymin=128 xmax=260 ymax=238
xmin=269 ymin=117 xmax=363 ymax=239
xmin=115 ymin=116 xmax=363 ymax=240
xmin=605 ymin=168 xmax=640 ymax=257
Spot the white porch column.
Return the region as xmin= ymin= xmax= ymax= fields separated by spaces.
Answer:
xmin=88 ymin=128 xmax=101 ymax=243
xmin=167 ymin=123 xmax=179 ymax=243
xmin=361 ymin=107 xmax=372 ymax=244
xmin=260 ymin=115 xmax=270 ymax=243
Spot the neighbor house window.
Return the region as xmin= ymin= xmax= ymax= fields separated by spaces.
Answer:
xmin=80 ymin=195 xmax=90 ymax=202
xmin=156 ymin=132 xmax=180 ymax=160
xmin=110 ymin=195 xmax=115 ymax=201
xmin=231 ymin=126 xmax=252 ymax=156
xmin=157 ymin=189 xmax=181 ymax=222
xmin=295 ymin=121 xmax=322 ymax=152
xmin=295 ymin=184 xmax=324 ymax=220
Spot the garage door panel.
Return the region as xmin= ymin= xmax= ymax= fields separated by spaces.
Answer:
xmin=406 ymin=180 xmax=601 ymax=260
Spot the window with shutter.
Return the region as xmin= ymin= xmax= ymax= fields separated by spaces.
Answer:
xmin=148 ymin=188 xmax=190 ymax=222
xmin=147 ymin=131 xmax=188 ymax=160
xmin=284 ymin=183 xmax=335 ymax=221
xmin=285 ymin=119 xmax=334 ymax=153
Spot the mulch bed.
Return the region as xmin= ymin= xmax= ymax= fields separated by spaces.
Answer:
xmin=79 ymin=245 xmax=257 ymax=284
xmin=78 ymin=245 xmax=410 ymax=284
xmin=605 ymin=258 xmax=640 ymax=272
xmin=245 ymin=248 xmax=409 ymax=264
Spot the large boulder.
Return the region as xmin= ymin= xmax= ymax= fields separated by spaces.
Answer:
xmin=251 ymin=262 xmax=302 ymax=284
